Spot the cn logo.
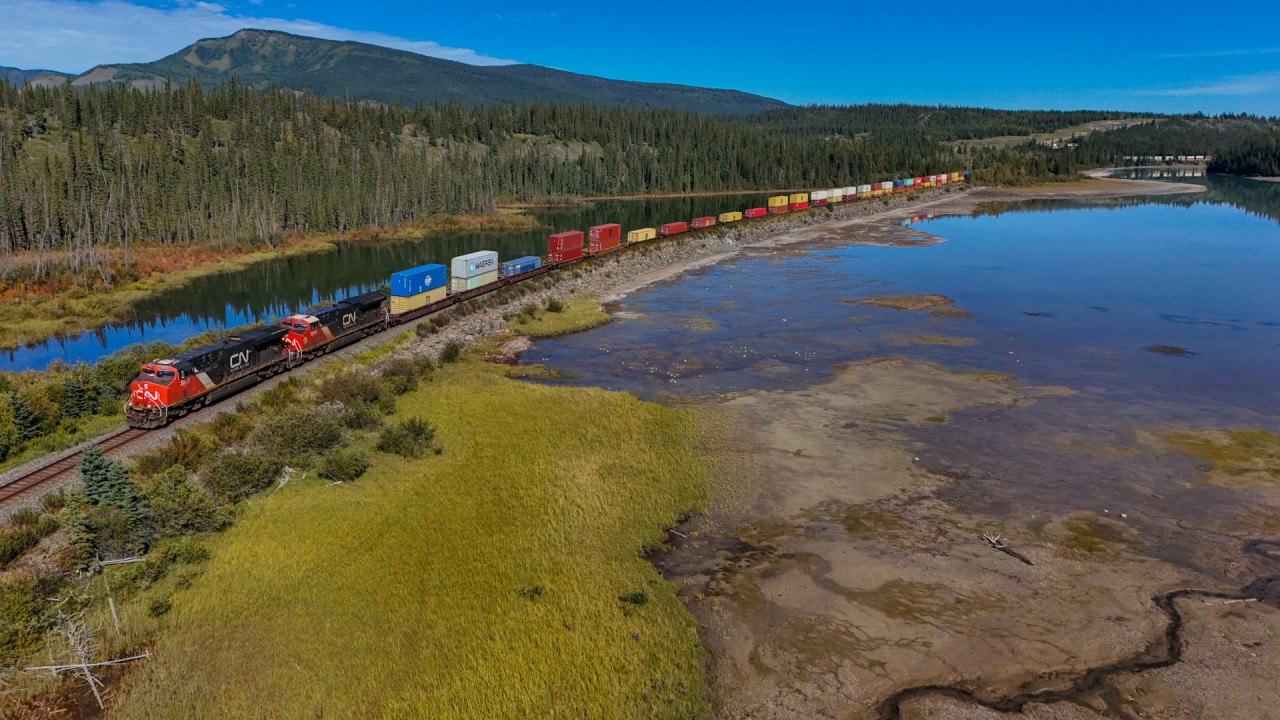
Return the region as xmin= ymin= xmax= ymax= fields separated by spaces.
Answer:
xmin=342 ymin=312 xmax=357 ymax=327
xmin=229 ymin=350 xmax=251 ymax=369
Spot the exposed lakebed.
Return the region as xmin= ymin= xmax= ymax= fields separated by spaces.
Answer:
xmin=522 ymin=184 xmax=1280 ymax=719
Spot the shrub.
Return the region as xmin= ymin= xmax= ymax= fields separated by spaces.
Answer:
xmin=0 ymin=571 xmax=64 ymax=666
xmin=251 ymin=404 xmax=345 ymax=460
xmin=207 ymin=411 xmax=253 ymax=446
xmin=380 ymin=357 xmax=420 ymax=396
xmin=376 ymin=417 xmax=439 ymax=458
xmin=147 ymin=598 xmax=173 ymax=617
xmin=200 ymin=448 xmax=285 ymax=500
xmin=339 ymin=400 xmax=386 ymax=431
xmin=619 ymin=589 xmax=649 ymax=606
xmin=439 ymin=342 xmax=462 ymax=364
xmin=0 ymin=398 xmax=17 ymax=462
xmin=257 ymin=377 xmax=301 ymax=412
xmin=6 ymin=508 xmax=41 ymax=528
xmin=545 ymin=298 xmax=565 ymax=313
xmin=317 ymin=369 xmax=386 ymax=407
xmin=141 ymin=465 xmax=228 ymax=536
xmin=319 ymin=449 xmax=371 ymax=483
xmin=0 ymin=516 xmax=59 ymax=567
xmin=518 ymin=584 xmax=546 ymax=601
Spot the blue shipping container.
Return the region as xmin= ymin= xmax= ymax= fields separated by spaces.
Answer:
xmin=892 ymin=180 xmax=904 ymax=187
xmin=390 ymin=264 xmax=447 ymax=297
xmin=501 ymin=256 xmax=541 ymax=276
xmin=904 ymin=178 xmax=914 ymax=186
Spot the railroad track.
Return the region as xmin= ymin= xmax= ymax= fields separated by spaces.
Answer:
xmin=0 ymin=427 xmax=151 ymax=505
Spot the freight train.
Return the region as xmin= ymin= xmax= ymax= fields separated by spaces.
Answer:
xmin=126 ymin=172 xmax=968 ymax=428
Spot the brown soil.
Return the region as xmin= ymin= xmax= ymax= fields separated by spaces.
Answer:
xmin=660 ymin=357 xmax=1280 ymax=719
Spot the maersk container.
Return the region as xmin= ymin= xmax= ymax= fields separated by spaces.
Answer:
xmin=589 ymin=223 xmax=621 ymax=242
xmin=767 ymin=195 xmax=789 ymax=207
xmin=548 ymin=230 xmax=584 ymax=252
xmin=627 ymin=228 xmax=657 ymax=242
xmin=450 ymin=270 xmax=499 ymax=293
xmin=549 ymin=247 xmax=583 ymax=263
xmin=390 ymin=286 xmax=447 ymax=315
xmin=744 ymin=207 xmax=767 ymax=218
xmin=451 ymin=250 xmax=499 ymax=279
xmin=389 ymin=263 xmax=447 ymax=297
xmin=660 ymin=221 xmax=688 ymax=236
xmin=501 ymin=256 xmax=541 ymax=277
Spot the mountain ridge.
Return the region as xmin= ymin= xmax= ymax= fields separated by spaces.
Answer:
xmin=32 ymin=29 xmax=786 ymax=115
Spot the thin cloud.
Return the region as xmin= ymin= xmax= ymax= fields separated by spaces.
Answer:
xmin=1135 ymin=72 xmax=1280 ymax=98
xmin=1153 ymin=47 xmax=1280 ymax=60
xmin=0 ymin=0 xmax=516 ymax=73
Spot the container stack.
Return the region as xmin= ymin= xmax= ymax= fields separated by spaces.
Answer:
xmin=859 ymin=184 xmax=873 ymax=197
xmin=501 ymin=256 xmax=541 ymax=277
xmin=548 ymin=231 xmax=584 ymax=263
xmin=845 ymin=186 xmax=860 ymax=199
xmin=811 ymin=190 xmax=829 ymax=206
xmin=788 ymin=192 xmax=809 ymax=210
xmin=450 ymin=250 xmax=499 ymax=293
xmin=829 ymin=188 xmax=845 ymax=203
xmin=767 ymin=195 xmax=790 ymax=214
xmin=588 ymin=223 xmax=622 ymax=254
xmin=388 ymin=263 xmax=448 ymax=315
xmin=626 ymin=228 xmax=658 ymax=243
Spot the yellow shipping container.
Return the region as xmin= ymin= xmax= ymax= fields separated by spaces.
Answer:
xmin=789 ymin=192 xmax=809 ymax=204
xmin=626 ymin=227 xmax=657 ymax=243
xmin=767 ymin=195 xmax=789 ymax=207
xmin=390 ymin=286 xmax=447 ymax=315
xmin=718 ymin=211 xmax=743 ymax=223
xmin=830 ymin=193 xmax=845 ymax=202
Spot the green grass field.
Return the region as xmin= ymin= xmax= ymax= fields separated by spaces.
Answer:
xmin=509 ymin=297 xmax=611 ymax=338
xmin=111 ymin=350 xmax=709 ymax=719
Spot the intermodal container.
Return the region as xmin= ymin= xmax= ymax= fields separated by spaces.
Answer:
xmin=844 ymin=186 xmax=858 ymax=198
xmin=879 ymin=181 xmax=893 ymax=191
xmin=829 ymin=188 xmax=844 ymax=202
xmin=768 ymin=205 xmax=789 ymax=215
xmin=390 ymin=286 xmax=447 ymax=315
xmin=745 ymin=207 xmax=767 ymax=218
xmin=859 ymin=184 xmax=873 ymax=194
xmin=626 ymin=227 xmax=657 ymax=243
xmin=718 ymin=211 xmax=743 ymax=223
xmin=389 ymin=263 xmax=447 ymax=297
xmin=767 ymin=195 xmax=789 ymax=208
xmin=451 ymin=250 xmax=499 ymax=279
xmin=548 ymin=230 xmax=584 ymax=252
xmin=903 ymin=178 xmax=914 ymax=187
xmin=660 ymin=221 xmax=689 ymax=236
xmin=450 ymin=270 xmax=499 ymax=293
xmin=588 ymin=235 xmax=622 ymax=254
xmin=588 ymin=223 xmax=621 ymax=243
xmin=501 ymin=256 xmax=541 ymax=277
xmin=691 ymin=216 xmax=717 ymax=229
xmin=789 ymin=192 xmax=809 ymax=204
xmin=811 ymin=190 xmax=829 ymax=206
xmin=548 ymin=247 xmax=584 ymax=263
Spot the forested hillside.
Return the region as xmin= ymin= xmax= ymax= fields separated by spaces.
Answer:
xmin=1208 ymin=129 xmax=1280 ymax=176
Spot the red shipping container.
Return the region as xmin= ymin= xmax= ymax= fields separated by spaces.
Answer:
xmin=768 ymin=206 xmax=789 ymax=215
xmin=812 ymin=199 xmax=828 ymax=206
xmin=913 ymin=177 xmax=925 ymax=185
xmin=660 ymin=222 xmax=688 ymax=236
xmin=588 ymin=237 xmax=621 ymax=254
xmin=588 ymin=223 xmax=621 ymax=242
xmin=690 ymin=216 xmax=716 ymax=229
xmin=744 ymin=207 xmax=767 ymax=218
xmin=548 ymin=230 xmax=584 ymax=252
xmin=549 ymin=247 xmax=584 ymax=263
xmin=789 ymin=202 xmax=809 ymax=210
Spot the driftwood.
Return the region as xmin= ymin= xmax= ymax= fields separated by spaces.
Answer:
xmin=982 ymin=533 xmax=1034 ymax=566
xmin=25 ymin=613 xmax=150 ymax=709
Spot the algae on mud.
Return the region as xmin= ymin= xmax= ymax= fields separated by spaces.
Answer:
xmin=110 ymin=345 xmax=709 ymax=719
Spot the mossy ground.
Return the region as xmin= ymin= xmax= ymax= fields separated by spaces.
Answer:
xmin=109 ymin=345 xmax=709 ymax=719
xmin=1161 ymin=429 xmax=1280 ymax=487
xmin=508 ymin=297 xmax=611 ymax=338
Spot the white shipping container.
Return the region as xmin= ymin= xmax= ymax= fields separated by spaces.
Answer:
xmin=811 ymin=190 xmax=829 ymax=201
xmin=879 ymin=181 xmax=894 ymax=190
xmin=845 ymin=186 xmax=858 ymax=196
xmin=451 ymin=250 xmax=499 ymax=279
xmin=829 ymin=188 xmax=843 ymax=196
xmin=859 ymin=184 xmax=872 ymax=193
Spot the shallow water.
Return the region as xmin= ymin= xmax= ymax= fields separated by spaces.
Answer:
xmin=2 ymin=193 xmax=776 ymax=371
xmin=528 ymin=198 xmax=1280 ymax=417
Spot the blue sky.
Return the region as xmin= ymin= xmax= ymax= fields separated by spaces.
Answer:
xmin=3 ymin=0 xmax=1279 ymax=115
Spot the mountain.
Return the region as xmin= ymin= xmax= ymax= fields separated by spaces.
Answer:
xmin=1 ymin=66 xmax=71 ymax=85
xmin=64 ymin=29 xmax=787 ymax=115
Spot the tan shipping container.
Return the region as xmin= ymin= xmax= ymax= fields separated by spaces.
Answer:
xmin=626 ymin=227 xmax=658 ymax=242
xmin=390 ymin=287 xmax=447 ymax=315
xmin=450 ymin=270 xmax=499 ymax=293
xmin=718 ymin=211 xmax=744 ymax=223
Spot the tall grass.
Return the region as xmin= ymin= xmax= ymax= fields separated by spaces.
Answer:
xmin=112 ymin=352 xmax=709 ymax=719
xmin=510 ymin=297 xmax=611 ymax=338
